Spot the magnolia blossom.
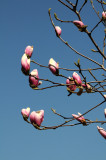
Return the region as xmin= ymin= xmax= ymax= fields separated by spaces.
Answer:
xmin=21 ymin=107 xmax=30 ymax=118
xmin=72 ymin=112 xmax=86 ymax=125
xmin=49 ymin=58 xmax=59 ymax=75
xmin=21 ymin=53 xmax=30 ymax=75
xmin=25 ymin=45 xmax=33 ymax=58
xmin=30 ymin=110 xmax=44 ymax=126
xmin=66 ymin=77 xmax=76 ymax=92
xmin=55 ymin=26 xmax=62 ymax=36
xmin=102 ymin=11 xmax=106 ymax=21
xmin=73 ymin=20 xmax=86 ymax=31
xmin=29 ymin=69 xmax=41 ymax=88
xmin=73 ymin=72 xmax=82 ymax=86
xmin=104 ymin=109 xmax=106 ymax=118
xmin=97 ymin=126 xmax=106 ymax=139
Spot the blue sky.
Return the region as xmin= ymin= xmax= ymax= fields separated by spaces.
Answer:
xmin=1 ymin=0 xmax=106 ymax=160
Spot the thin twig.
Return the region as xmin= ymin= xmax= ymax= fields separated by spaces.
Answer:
xmin=79 ymin=0 xmax=87 ymax=13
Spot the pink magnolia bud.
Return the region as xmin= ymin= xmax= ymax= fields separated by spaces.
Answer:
xmin=73 ymin=20 xmax=84 ymax=27
xmin=29 ymin=69 xmax=41 ymax=88
xmin=73 ymin=20 xmax=87 ymax=31
xmin=82 ymin=83 xmax=86 ymax=88
xmin=21 ymin=54 xmax=30 ymax=75
xmin=49 ymin=58 xmax=59 ymax=75
xmin=86 ymin=84 xmax=92 ymax=93
xmin=72 ymin=112 xmax=86 ymax=125
xmin=97 ymin=126 xmax=106 ymax=139
xmin=55 ymin=26 xmax=62 ymax=36
xmin=104 ymin=109 xmax=106 ymax=118
xmin=25 ymin=45 xmax=33 ymax=58
xmin=30 ymin=110 xmax=44 ymax=126
xmin=82 ymin=83 xmax=92 ymax=93
xmin=66 ymin=77 xmax=76 ymax=91
xmin=73 ymin=72 xmax=82 ymax=86
xmin=102 ymin=11 xmax=106 ymax=21
xmin=21 ymin=107 xmax=30 ymax=118
xmin=104 ymin=94 xmax=106 ymax=98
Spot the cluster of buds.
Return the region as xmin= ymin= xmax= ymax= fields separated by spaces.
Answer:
xmin=66 ymin=72 xmax=82 ymax=94
xmin=21 ymin=46 xmax=42 ymax=89
xmin=66 ymin=77 xmax=76 ymax=93
xmin=66 ymin=72 xmax=92 ymax=95
xmin=21 ymin=107 xmax=44 ymax=127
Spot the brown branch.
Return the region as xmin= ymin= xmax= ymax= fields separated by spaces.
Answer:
xmin=88 ymin=69 xmax=105 ymax=98
xmin=86 ymin=30 xmax=106 ymax=59
xmin=58 ymin=0 xmax=81 ymax=21
xmin=48 ymin=9 xmax=105 ymax=69
xmin=31 ymin=59 xmax=103 ymax=71
xmin=79 ymin=0 xmax=88 ymax=13
xmin=91 ymin=20 xmax=102 ymax=33
xmin=97 ymin=0 xmax=106 ymax=5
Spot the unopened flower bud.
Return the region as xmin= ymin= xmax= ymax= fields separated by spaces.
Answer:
xmin=25 ymin=45 xmax=33 ymax=58
xmin=97 ymin=126 xmax=106 ymax=139
xmin=72 ymin=112 xmax=86 ymax=125
xmin=30 ymin=110 xmax=44 ymax=126
xmin=55 ymin=26 xmax=62 ymax=36
xmin=21 ymin=54 xmax=30 ymax=75
xmin=104 ymin=108 xmax=106 ymax=118
xmin=49 ymin=58 xmax=59 ymax=75
xmin=102 ymin=11 xmax=106 ymax=21
xmin=29 ymin=69 xmax=40 ymax=89
xmin=86 ymin=84 xmax=92 ymax=93
xmin=73 ymin=20 xmax=87 ymax=31
xmin=104 ymin=94 xmax=106 ymax=99
xmin=73 ymin=72 xmax=82 ymax=86
xmin=21 ymin=107 xmax=30 ymax=118
xmin=66 ymin=77 xmax=76 ymax=92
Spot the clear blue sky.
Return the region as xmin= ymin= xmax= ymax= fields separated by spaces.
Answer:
xmin=1 ymin=0 xmax=106 ymax=160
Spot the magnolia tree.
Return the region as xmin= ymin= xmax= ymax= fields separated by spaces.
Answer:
xmin=21 ymin=0 xmax=106 ymax=139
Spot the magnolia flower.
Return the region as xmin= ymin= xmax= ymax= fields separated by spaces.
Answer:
xmin=73 ymin=20 xmax=87 ymax=31
xmin=21 ymin=107 xmax=30 ymax=118
xmin=21 ymin=53 xmax=30 ymax=75
xmin=25 ymin=45 xmax=33 ymax=58
xmin=55 ymin=26 xmax=62 ymax=36
xmin=102 ymin=11 xmax=106 ymax=21
xmin=48 ymin=58 xmax=59 ymax=75
xmin=72 ymin=112 xmax=86 ymax=125
xmin=29 ymin=69 xmax=41 ymax=89
xmin=97 ymin=126 xmax=106 ymax=139
xmin=104 ymin=109 xmax=106 ymax=118
xmin=66 ymin=77 xmax=76 ymax=92
xmin=30 ymin=110 xmax=44 ymax=126
xmin=73 ymin=72 xmax=82 ymax=86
